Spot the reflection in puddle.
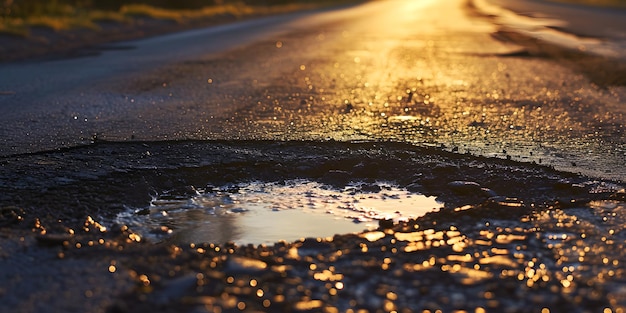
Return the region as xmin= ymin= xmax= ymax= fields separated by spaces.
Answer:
xmin=114 ymin=180 xmax=443 ymax=245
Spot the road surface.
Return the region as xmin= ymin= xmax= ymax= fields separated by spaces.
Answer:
xmin=476 ymin=0 xmax=626 ymax=60
xmin=486 ymin=0 xmax=626 ymax=39
xmin=0 ymin=0 xmax=624 ymax=180
xmin=1 ymin=1 xmax=626 ymax=312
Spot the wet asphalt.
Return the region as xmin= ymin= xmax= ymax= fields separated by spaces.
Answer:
xmin=0 ymin=0 xmax=624 ymax=179
xmin=0 ymin=0 xmax=625 ymax=312
xmin=0 ymin=140 xmax=624 ymax=312
xmin=485 ymin=0 xmax=626 ymax=40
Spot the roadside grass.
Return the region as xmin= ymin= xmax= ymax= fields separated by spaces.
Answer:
xmin=0 ymin=1 xmax=344 ymax=38
xmin=26 ymin=15 xmax=99 ymax=31
xmin=0 ymin=18 xmax=28 ymax=37
xmin=118 ymin=3 xmax=272 ymax=21
xmin=547 ymin=0 xmax=626 ymax=8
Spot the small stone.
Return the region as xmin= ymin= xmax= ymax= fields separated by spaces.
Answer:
xmin=296 ymin=237 xmax=333 ymax=256
xmin=447 ymin=181 xmax=482 ymax=194
xmin=378 ymin=219 xmax=394 ymax=230
xmin=0 ymin=206 xmax=24 ymax=225
xmin=225 ymin=256 xmax=267 ymax=274
xmin=406 ymin=183 xmax=423 ymax=192
xmin=135 ymin=208 xmax=150 ymax=215
xmin=481 ymin=188 xmax=498 ymax=197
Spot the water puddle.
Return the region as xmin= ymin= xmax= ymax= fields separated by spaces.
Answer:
xmin=114 ymin=180 xmax=443 ymax=245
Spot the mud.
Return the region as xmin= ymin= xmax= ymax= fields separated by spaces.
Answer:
xmin=0 ymin=140 xmax=624 ymax=312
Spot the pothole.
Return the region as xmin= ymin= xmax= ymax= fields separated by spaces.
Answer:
xmin=113 ymin=180 xmax=443 ymax=245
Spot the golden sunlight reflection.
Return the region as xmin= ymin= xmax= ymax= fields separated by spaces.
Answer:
xmin=294 ymin=300 xmax=323 ymax=310
xmin=51 ymin=196 xmax=625 ymax=312
xmin=360 ymin=231 xmax=386 ymax=242
xmin=229 ymin=256 xmax=267 ymax=271
xmin=313 ymin=270 xmax=343 ymax=282
xmin=114 ymin=180 xmax=442 ymax=245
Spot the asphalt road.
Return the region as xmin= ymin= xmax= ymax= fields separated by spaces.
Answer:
xmin=1 ymin=2 xmax=625 ymax=312
xmin=0 ymin=0 xmax=624 ymax=180
xmin=478 ymin=0 xmax=626 ymax=59
xmin=485 ymin=0 xmax=626 ymax=39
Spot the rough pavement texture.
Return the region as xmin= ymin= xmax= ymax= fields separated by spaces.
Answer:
xmin=0 ymin=141 xmax=624 ymax=312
